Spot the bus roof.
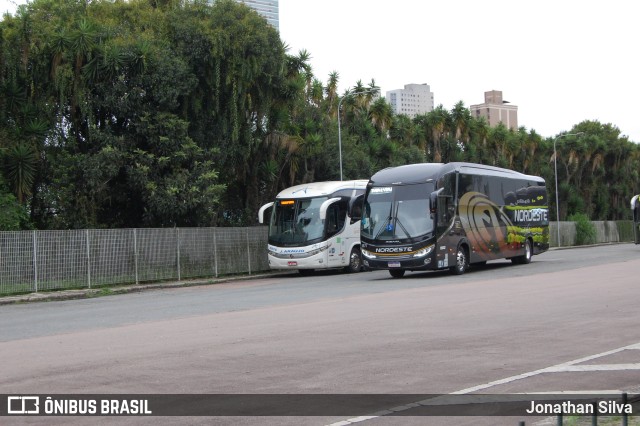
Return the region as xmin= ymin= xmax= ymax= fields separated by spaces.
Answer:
xmin=275 ymin=180 xmax=369 ymax=199
xmin=369 ymin=162 xmax=545 ymax=185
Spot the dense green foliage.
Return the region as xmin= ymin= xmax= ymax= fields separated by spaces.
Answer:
xmin=1 ymin=0 xmax=639 ymax=229
xmin=568 ymin=212 xmax=597 ymax=246
xmin=0 ymin=174 xmax=29 ymax=230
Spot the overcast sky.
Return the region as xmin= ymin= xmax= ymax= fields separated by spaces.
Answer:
xmin=279 ymin=0 xmax=638 ymax=142
xmin=2 ymin=0 xmax=638 ymax=141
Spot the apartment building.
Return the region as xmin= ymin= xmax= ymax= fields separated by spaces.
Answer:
xmin=236 ymin=0 xmax=279 ymax=29
xmin=469 ymin=90 xmax=518 ymax=130
xmin=385 ymin=83 xmax=435 ymax=118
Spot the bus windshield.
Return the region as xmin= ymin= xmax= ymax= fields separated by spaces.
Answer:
xmin=269 ymin=197 xmax=328 ymax=246
xmin=362 ymin=183 xmax=435 ymax=241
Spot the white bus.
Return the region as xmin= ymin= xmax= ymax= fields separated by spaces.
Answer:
xmin=258 ymin=180 xmax=368 ymax=274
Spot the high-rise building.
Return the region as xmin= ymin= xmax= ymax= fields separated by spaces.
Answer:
xmin=469 ymin=90 xmax=518 ymax=130
xmin=236 ymin=0 xmax=279 ymax=29
xmin=385 ymin=83 xmax=434 ymax=118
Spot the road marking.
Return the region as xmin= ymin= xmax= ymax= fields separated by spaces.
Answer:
xmin=326 ymin=341 xmax=640 ymax=425
xmin=453 ymin=341 xmax=640 ymax=394
xmin=544 ymin=363 xmax=640 ymax=372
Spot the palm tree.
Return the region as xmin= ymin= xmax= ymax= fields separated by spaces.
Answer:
xmin=450 ymin=101 xmax=471 ymax=144
xmin=472 ymin=116 xmax=490 ymax=150
xmin=350 ymin=80 xmax=373 ymax=109
xmin=368 ymin=97 xmax=393 ymax=135
xmin=412 ymin=114 xmax=429 ymax=152
xmin=390 ymin=114 xmax=415 ymax=148
xmin=3 ymin=142 xmax=37 ymax=204
xmin=521 ymin=129 xmax=541 ymax=173
xmin=325 ymin=71 xmax=339 ymax=116
xmin=309 ymin=78 xmax=324 ymax=107
xmin=426 ymin=105 xmax=450 ymax=162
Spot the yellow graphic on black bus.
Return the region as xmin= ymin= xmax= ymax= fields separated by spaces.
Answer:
xmin=458 ymin=191 xmax=549 ymax=259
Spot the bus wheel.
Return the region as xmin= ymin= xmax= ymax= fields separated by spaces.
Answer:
xmin=389 ymin=269 xmax=405 ymax=278
xmin=450 ymin=245 xmax=469 ymax=275
xmin=345 ymin=247 xmax=362 ymax=273
xmin=512 ymin=239 xmax=532 ymax=265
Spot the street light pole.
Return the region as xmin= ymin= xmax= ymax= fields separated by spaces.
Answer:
xmin=553 ymin=132 xmax=584 ymax=247
xmin=337 ymin=88 xmax=378 ymax=181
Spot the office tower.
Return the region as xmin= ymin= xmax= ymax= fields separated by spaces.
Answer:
xmin=385 ymin=83 xmax=435 ymax=118
xmin=237 ymin=0 xmax=279 ymax=29
xmin=470 ymin=90 xmax=518 ymax=130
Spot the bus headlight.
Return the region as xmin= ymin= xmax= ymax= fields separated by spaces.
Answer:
xmin=306 ymin=245 xmax=328 ymax=257
xmin=412 ymin=245 xmax=435 ymax=258
xmin=269 ymin=245 xmax=328 ymax=259
xmin=361 ymin=248 xmax=377 ymax=259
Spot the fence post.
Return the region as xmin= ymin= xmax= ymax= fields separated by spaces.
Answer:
xmin=86 ymin=229 xmax=91 ymax=289
xmin=32 ymin=230 xmax=38 ymax=293
xmin=213 ymin=229 xmax=218 ymax=278
xmin=247 ymin=228 xmax=251 ymax=275
xmin=133 ymin=228 xmax=139 ymax=285
xmin=176 ymin=227 xmax=181 ymax=282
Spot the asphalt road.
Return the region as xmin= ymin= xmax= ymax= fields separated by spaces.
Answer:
xmin=1 ymin=244 xmax=640 ymax=426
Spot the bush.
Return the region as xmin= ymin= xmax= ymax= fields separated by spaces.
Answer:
xmin=0 ymin=178 xmax=30 ymax=231
xmin=568 ymin=213 xmax=596 ymax=245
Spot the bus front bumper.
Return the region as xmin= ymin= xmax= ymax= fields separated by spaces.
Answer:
xmin=268 ymin=252 xmax=328 ymax=270
xmin=361 ymin=245 xmax=436 ymax=271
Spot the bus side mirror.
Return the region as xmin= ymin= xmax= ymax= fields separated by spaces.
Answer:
xmin=349 ymin=194 xmax=364 ymax=223
xmin=319 ymin=197 xmax=341 ymax=221
xmin=430 ymin=189 xmax=442 ymax=214
xmin=258 ymin=202 xmax=274 ymax=224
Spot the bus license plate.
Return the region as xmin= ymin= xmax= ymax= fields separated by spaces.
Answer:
xmin=388 ymin=261 xmax=401 ymax=268
xmin=288 ymin=261 xmax=298 ymax=266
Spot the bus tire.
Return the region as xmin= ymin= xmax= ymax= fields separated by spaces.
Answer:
xmin=450 ymin=245 xmax=469 ymax=275
xmin=389 ymin=269 xmax=405 ymax=278
xmin=345 ymin=247 xmax=362 ymax=273
xmin=512 ymin=239 xmax=532 ymax=265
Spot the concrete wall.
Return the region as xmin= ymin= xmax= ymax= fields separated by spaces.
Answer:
xmin=549 ymin=221 xmax=634 ymax=247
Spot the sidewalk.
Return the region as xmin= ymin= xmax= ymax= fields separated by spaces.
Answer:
xmin=0 ymin=271 xmax=291 ymax=306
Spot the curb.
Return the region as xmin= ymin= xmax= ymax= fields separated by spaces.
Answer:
xmin=0 ymin=271 xmax=295 ymax=306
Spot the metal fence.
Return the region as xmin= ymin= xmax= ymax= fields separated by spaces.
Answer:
xmin=0 ymin=221 xmax=635 ymax=296
xmin=0 ymin=227 xmax=269 ymax=295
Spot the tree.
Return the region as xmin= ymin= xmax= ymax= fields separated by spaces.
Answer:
xmin=451 ymin=101 xmax=471 ymax=144
xmin=2 ymin=1 xmax=639 ymax=229
xmin=0 ymin=175 xmax=29 ymax=230
xmin=368 ymin=97 xmax=393 ymax=135
xmin=425 ymin=105 xmax=450 ymax=162
xmin=3 ymin=142 xmax=37 ymax=204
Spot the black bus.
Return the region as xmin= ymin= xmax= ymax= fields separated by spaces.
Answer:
xmin=360 ymin=162 xmax=550 ymax=278
xmin=632 ymin=195 xmax=640 ymax=244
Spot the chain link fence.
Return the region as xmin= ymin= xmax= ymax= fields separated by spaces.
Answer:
xmin=0 ymin=227 xmax=269 ymax=295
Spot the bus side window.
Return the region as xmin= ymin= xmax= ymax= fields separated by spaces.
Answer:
xmin=457 ymin=173 xmax=473 ymax=198
xmin=327 ymin=200 xmax=347 ymax=237
xmin=437 ymin=195 xmax=448 ymax=224
xmin=440 ymin=173 xmax=456 ymax=223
